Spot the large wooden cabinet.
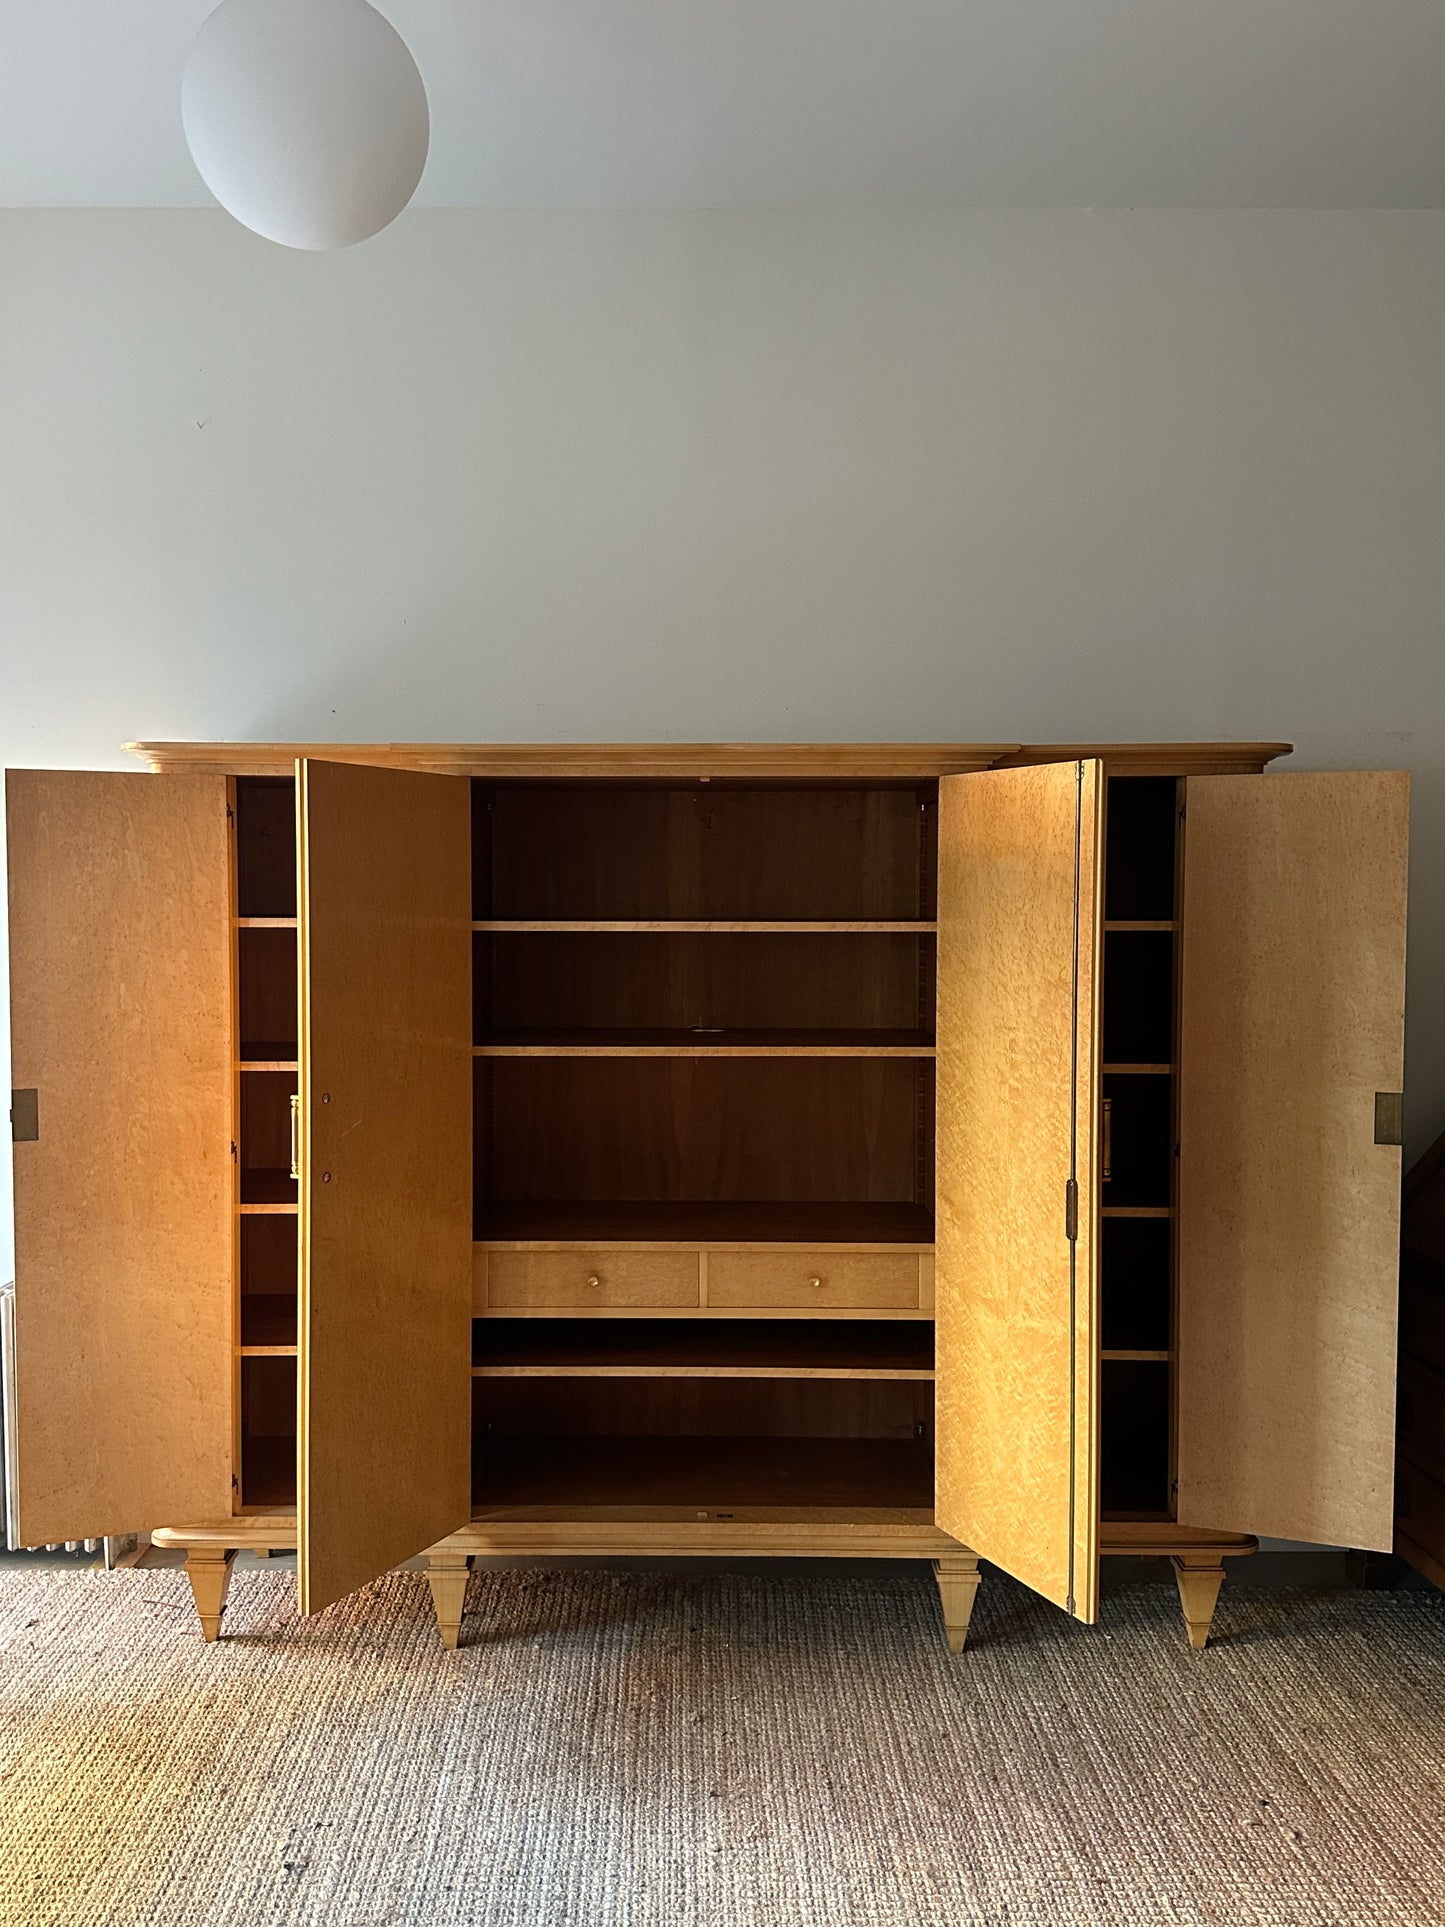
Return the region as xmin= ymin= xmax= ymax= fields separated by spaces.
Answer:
xmin=4 ymin=742 xmax=1410 ymax=1653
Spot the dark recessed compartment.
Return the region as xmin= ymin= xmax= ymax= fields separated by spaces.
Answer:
xmin=235 ymin=776 xmax=297 ymax=920
xmin=475 ymin=1056 xmax=935 ymax=1242
xmin=472 ymin=1317 xmax=935 ymax=1376
xmin=240 ymin=1070 xmax=298 ymax=1207
xmin=240 ymin=1216 xmax=297 ymax=1348
xmin=1104 ymin=777 xmax=1178 ymax=923
xmin=471 ymin=1377 xmax=933 ymax=1510
xmin=240 ymin=1355 xmax=296 ymax=1507
xmin=1100 ymin=1360 xmax=1171 ymax=1517
xmin=476 ymin=930 xmax=932 ymax=1039
xmin=474 ymin=781 xmax=936 ymax=923
xmin=1102 ymin=1072 xmax=1173 ymax=1209
xmin=238 ymin=926 xmax=297 ymax=1061
xmin=1101 ymin=931 xmax=1174 ymax=1065
xmin=1100 ymin=1217 xmax=1172 ymax=1352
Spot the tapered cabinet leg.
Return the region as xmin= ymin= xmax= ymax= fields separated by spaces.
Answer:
xmin=932 ymin=1555 xmax=982 ymax=1654
xmin=427 ymin=1553 xmax=472 ymax=1651
xmin=185 ymin=1550 xmax=236 ymax=1642
xmin=1171 ymin=1558 xmax=1226 ymax=1650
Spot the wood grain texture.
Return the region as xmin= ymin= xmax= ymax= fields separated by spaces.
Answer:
xmin=298 ymin=760 xmax=473 ymax=1614
xmin=934 ymin=762 xmax=1103 ymax=1619
xmin=127 ymin=741 xmax=1292 ymax=780
xmin=1177 ymin=771 xmax=1409 ymax=1551
xmin=6 ymin=770 xmax=233 ymax=1542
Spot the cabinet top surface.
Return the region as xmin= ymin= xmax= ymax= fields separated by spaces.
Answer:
xmin=125 ymin=740 xmax=1293 ymax=778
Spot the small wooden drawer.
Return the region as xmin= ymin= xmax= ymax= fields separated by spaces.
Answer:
xmin=484 ymin=1250 xmax=699 ymax=1311
xmin=706 ymin=1251 xmax=921 ymax=1311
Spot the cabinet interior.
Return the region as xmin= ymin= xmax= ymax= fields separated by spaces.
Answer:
xmin=234 ymin=778 xmax=301 ymax=1509
xmin=1099 ymin=776 xmax=1179 ymax=1521
xmin=227 ymin=768 xmax=1183 ymax=1528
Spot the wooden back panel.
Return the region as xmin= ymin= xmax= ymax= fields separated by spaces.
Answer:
xmin=1177 ymin=771 xmax=1409 ymax=1549
xmin=935 ymin=762 xmax=1102 ymax=1619
xmin=298 ymin=761 xmax=473 ymax=1614
xmin=6 ymin=771 xmax=233 ymax=1542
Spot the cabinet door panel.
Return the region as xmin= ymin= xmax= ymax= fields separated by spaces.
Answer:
xmin=6 ymin=771 xmax=232 ymax=1543
xmin=935 ymin=762 xmax=1103 ymax=1619
xmin=1177 ymin=771 xmax=1408 ymax=1550
xmin=298 ymin=761 xmax=473 ymax=1614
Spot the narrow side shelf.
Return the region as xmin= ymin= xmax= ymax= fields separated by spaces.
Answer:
xmin=238 ymin=1046 xmax=299 ymax=1071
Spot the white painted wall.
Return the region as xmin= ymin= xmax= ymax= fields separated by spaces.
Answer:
xmin=2 ymin=206 xmax=1443 ymax=1274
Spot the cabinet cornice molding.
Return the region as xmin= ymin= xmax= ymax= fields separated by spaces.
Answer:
xmin=125 ymin=740 xmax=1293 ymax=778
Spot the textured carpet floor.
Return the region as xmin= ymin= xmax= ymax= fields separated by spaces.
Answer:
xmin=1 ymin=1566 xmax=1443 ymax=1927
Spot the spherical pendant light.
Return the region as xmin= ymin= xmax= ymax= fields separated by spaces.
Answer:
xmin=182 ymin=0 xmax=429 ymax=251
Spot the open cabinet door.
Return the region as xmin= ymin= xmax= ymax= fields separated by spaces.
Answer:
xmin=297 ymin=760 xmax=473 ymax=1614
xmin=1177 ymin=771 xmax=1409 ymax=1550
xmin=6 ymin=771 xmax=233 ymax=1543
xmin=935 ymin=761 xmax=1103 ymax=1619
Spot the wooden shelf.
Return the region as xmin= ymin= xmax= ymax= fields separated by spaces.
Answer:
xmin=240 ymin=1168 xmax=298 ymax=1213
xmin=474 ymin=1028 xmax=935 ymax=1058
xmin=238 ymin=1043 xmax=298 ymax=1072
xmin=473 ymin=1318 xmax=934 ymax=1379
xmin=474 ymin=1436 xmax=933 ymax=1511
xmin=1104 ymin=920 xmax=1176 ymax=933
xmin=240 ymin=1293 xmax=297 ymax=1352
xmin=473 ymin=920 xmax=937 ymax=934
xmin=1101 ymin=1349 xmax=1171 ymax=1363
xmin=1101 ymin=1063 xmax=1173 ymax=1076
xmin=236 ymin=917 xmax=297 ymax=930
xmin=1100 ymin=1206 xmax=1173 ymax=1220
xmin=477 ymin=1201 xmax=936 ymax=1246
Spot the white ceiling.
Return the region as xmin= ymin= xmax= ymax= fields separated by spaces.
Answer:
xmin=2 ymin=0 xmax=1443 ymax=209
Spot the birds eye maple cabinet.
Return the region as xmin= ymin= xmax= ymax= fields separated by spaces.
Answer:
xmin=4 ymin=741 xmax=1410 ymax=1653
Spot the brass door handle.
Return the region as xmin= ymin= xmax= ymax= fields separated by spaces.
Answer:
xmin=289 ymin=1094 xmax=301 ymax=1181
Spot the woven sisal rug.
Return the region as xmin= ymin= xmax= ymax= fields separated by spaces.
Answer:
xmin=1 ymin=1564 xmax=1442 ymax=1927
